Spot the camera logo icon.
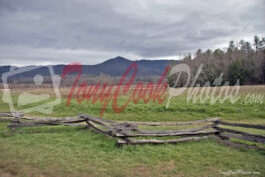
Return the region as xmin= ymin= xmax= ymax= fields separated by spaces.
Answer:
xmin=2 ymin=65 xmax=61 ymax=114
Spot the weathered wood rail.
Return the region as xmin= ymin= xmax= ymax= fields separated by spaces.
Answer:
xmin=1 ymin=112 xmax=264 ymax=149
xmin=215 ymin=120 xmax=265 ymax=148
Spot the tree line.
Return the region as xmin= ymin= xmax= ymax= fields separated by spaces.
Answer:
xmin=168 ymin=35 xmax=265 ymax=87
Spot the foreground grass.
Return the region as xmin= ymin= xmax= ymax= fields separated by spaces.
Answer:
xmin=0 ymin=123 xmax=264 ymax=177
xmin=0 ymin=86 xmax=265 ymax=176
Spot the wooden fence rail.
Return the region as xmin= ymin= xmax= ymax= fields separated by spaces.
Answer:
xmin=217 ymin=121 xmax=265 ymax=130
xmin=0 ymin=112 xmax=264 ymax=149
xmin=215 ymin=121 xmax=265 ymax=146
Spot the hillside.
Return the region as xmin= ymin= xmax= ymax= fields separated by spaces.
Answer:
xmin=0 ymin=56 xmax=176 ymax=82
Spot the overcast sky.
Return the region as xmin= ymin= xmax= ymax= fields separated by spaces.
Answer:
xmin=0 ymin=0 xmax=264 ymax=66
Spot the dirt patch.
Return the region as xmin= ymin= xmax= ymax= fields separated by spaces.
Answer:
xmin=156 ymin=160 xmax=176 ymax=172
xmin=1 ymin=169 xmax=18 ymax=177
xmin=129 ymin=165 xmax=153 ymax=177
xmin=0 ymin=163 xmax=18 ymax=177
xmin=1 ymin=172 xmax=14 ymax=177
xmin=128 ymin=161 xmax=184 ymax=177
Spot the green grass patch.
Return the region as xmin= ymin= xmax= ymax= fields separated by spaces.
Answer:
xmin=0 ymin=87 xmax=265 ymax=177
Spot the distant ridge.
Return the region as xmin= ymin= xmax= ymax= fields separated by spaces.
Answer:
xmin=0 ymin=56 xmax=178 ymax=82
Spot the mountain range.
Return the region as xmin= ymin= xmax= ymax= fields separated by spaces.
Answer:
xmin=0 ymin=56 xmax=177 ymax=82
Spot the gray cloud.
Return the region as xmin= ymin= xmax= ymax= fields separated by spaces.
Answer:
xmin=0 ymin=0 xmax=264 ymax=66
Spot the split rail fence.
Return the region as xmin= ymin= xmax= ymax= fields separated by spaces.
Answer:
xmin=0 ymin=112 xmax=264 ymax=149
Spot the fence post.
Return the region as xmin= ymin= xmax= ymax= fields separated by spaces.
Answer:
xmin=10 ymin=112 xmax=21 ymax=135
xmin=212 ymin=118 xmax=220 ymax=135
